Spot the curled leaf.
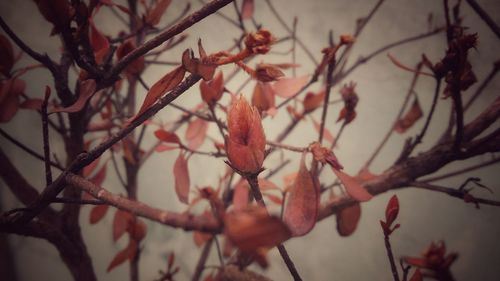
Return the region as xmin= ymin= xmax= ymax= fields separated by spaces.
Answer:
xmin=283 ymin=154 xmax=319 ymax=236
xmin=332 ymin=169 xmax=373 ymax=202
xmin=134 ymin=66 xmax=185 ymax=119
xmin=395 ymin=99 xmax=423 ymax=133
xmin=51 ymin=79 xmax=96 ymax=114
xmin=173 ymin=152 xmax=190 ymax=204
xmin=336 ymin=203 xmax=361 ymax=236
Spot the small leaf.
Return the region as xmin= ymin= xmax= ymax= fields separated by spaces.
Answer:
xmin=154 ymin=129 xmax=181 ymax=144
xmin=303 ymin=90 xmax=325 ymax=113
xmin=19 ymin=98 xmax=43 ymax=111
xmin=241 ymin=0 xmax=254 ymax=20
xmin=113 ymin=210 xmax=133 ymax=241
xmin=116 ymin=39 xmax=145 ymax=75
xmin=395 ymin=99 xmax=423 ymax=133
xmin=272 ymin=75 xmax=309 ymax=98
xmin=332 ymin=169 xmax=373 ymax=202
xmin=193 ymin=231 xmax=213 ymax=247
xmin=336 ymin=203 xmax=361 ymax=236
xmin=89 ymin=19 xmax=110 ymax=64
xmin=134 ymin=66 xmax=185 ymax=119
xmin=145 ymin=0 xmax=172 ymax=26
xmin=224 ymin=206 xmax=291 ymax=253
xmin=128 ymin=219 xmax=147 ymax=241
xmin=283 ymin=154 xmax=319 ymax=236
xmin=155 ymin=144 xmax=178 ymax=152
xmin=89 ymin=204 xmax=109 ymax=224
xmin=182 ymin=48 xmax=216 ymax=80
xmin=173 ymin=152 xmax=190 ymax=204
xmin=51 ymin=79 xmax=96 ymax=114
xmin=107 ymin=240 xmax=137 ymax=272
xmin=185 ymin=118 xmax=208 ymax=150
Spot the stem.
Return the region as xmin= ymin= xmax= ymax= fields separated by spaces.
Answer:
xmin=41 ymin=91 xmax=52 ymax=185
xmin=191 ymin=239 xmax=214 ymax=281
xmin=465 ymin=0 xmax=500 ymax=38
xmin=384 ymin=235 xmax=401 ymax=281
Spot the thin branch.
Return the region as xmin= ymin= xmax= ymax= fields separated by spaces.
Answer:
xmin=109 ymin=0 xmax=234 ymax=79
xmin=464 ymin=61 xmax=499 ymax=111
xmin=465 ymin=0 xmax=500 ymax=38
xmin=41 ymin=90 xmax=52 ymax=185
xmin=421 ymin=157 xmax=500 ymax=183
xmin=191 ymin=239 xmax=214 ymax=281
xmin=384 ymin=234 xmax=401 ymax=281
xmin=266 ymin=141 xmax=308 ymax=153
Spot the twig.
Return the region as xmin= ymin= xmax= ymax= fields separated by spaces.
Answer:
xmin=465 ymin=0 xmax=500 ymax=38
xmin=464 ymin=61 xmax=499 ymax=111
xmin=362 ymin=63 xmax=423 ymax=170
xmin=384 ymin=234 xmax=401 ymax=281
xmin=318 ymin=61 xmax=336 ymax=144
xmin=266 ymin=141 xmax=308 ymax=153
xmin=0 ymin=128 xmax=63 ymax=171
xmin=421 ymin=157 xmax=500 ymax=183
xmin=51 ymin=197 xmax=105 ymax=205
xmin=191 ymin=239 xmax=214 ymax=281
xmin=41 ymin=89 xmax=52 ymax=185
xmin=244 ymin=175 xmax=303 ymax=281
xmin=109 ymin=0 xmax=234 ymax=79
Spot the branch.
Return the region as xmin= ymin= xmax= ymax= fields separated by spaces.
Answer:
xmin=384 ymin=234 xmax=400 ymax=281
xmin=65 ymin=173 xmax=221 ymax=232
xmin=108 ymin=0 xmax=234 ymax=79
xmin=465 ymin=0 xmax=500 ymax=39
xmin=409 ymin=182 xmax=500 ymax=207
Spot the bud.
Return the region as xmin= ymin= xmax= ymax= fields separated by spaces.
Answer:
xmin=254 ymin=63 xmax=284 ymax=82
xmin=225 ymin=95 xmax=266 ymax=173
xmin=244 ymin=29 xmax=274 ymax=55
xmin=199 ymin=71 xmax=224 ymax=105
xmin=340 ymin=34 xmax=355 ymax=45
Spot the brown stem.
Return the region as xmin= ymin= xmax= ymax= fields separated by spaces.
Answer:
xmin=384 ymin=235 xmax=401 ymax=281
xmin=191 ymin=239 xmax=214 ymax=281
xmin=465 ymin=0 xmax=500 ymax=38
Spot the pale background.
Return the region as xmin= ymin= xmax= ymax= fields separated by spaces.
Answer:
xmin=1 ymin=0 xmax=499 ymax=280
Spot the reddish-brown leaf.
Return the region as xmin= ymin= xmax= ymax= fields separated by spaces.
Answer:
xmin=224 ymin=206 xmax=291 ymax=253
xmin=134 ymin=66 xmax=185 ymax=119
xmin=0 ymin=34 xmax=14 ymax=76
xmin=154 ymin=129 xmax=181 ymax=144
xmin=272 ymin=75 xmax=309 ymax=98
xmin=19 ymin=98 xmax=43 ymax=111
xmin=241 ymin=0 xmax=254 ymax=20
xmin=336 ymin=203 xmax=361 ymax=236
xmin=193 ymin=231 xmax=213 ymax=247
xmin=232 ymin=180 xmax=249 ymax=211
xmin=182 ymin=48 xmax=216 ymax=81
xmin=89 ymin=204 xmax=109 ymax=224
xmin=128 ymin=219 xmax=147 ymax=241
xmin=145 ymin=0 xmax=172 ymax=26
xmin=395 ymin=99 xmax=423 ymax=133
xmin=107 ymin=240 xmax=137 ymax=272
xmin=89 ymin=19 xmax=109 ymax=64
xmin=112 ymin=210 xmax=133 ymax=241
xmin=200 ymin=71 xmax=224 ymax=104
xmin=155 ymin=144 xmax=178 ymax=152
xmin=173 ymin=152 xmax=190 ymax=204
xmin=0 ymin=79 xmax=24 ymax=122
xmin=409 ymin=269 xmax=423 ymax=281
xmin=34 ymin=0 xmax=71 ymax=33
xmin=51 ymin=79 xmax=96 ymax=113
xmin=385 ymin=195 xmax=399 ymax=226
xmin=303 ymin=90 xmax=325 ymax=113
xmin=332 ymin=169 xmax=373 ymax=202
xmin=116 ymin=39 xmax=145 ymax=75
xmin=185 ymin=118 xmax=208 ymax=150
xmin=251 ymin=81 xmax=275 ymax=114
xmin=283 ymin=154 xmax=319 ymax=236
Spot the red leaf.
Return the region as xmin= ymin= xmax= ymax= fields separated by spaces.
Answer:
xmin=107 ymin=240 xmax=138 ymax=272
xmin=303 ymin=90 xmax=325 ymax=113
xmin=89 ymin=19 xmax=109 ymax=64
xmin=272 ymin=75 xmax=309 ymax=98
xmin=185 ymin=118 xmax=208 ymax=150
xmin=113 ymin=210 xmax=133 ymax=241
xmin=51 ymin=79 xmax=96 ymax=113
xmin=154 ymin=129 xmax=181 ymax=144
xmin=395 ymin=99 xmax=423 ymax=133
xmin=89 ymin=204 xmax=109 ymax=224
xmin=251 ymin=81 xmax=275 ymax=114
xmin=145 ymin=0 xmax=172 ymax=26
xmin=19 ymin=98 xmax=43 ymax=111
xmin=409 ymin=269 xmax=423 ymax=281
xmin=0 ymin=79 xmax=24 ymax=122
xmin=232 ymin=180 xmax=249 ymax=211
xmin=155 ymin=144 xmax=178 ymax=152
xmin=34 ymin=0 xmax=71 ymax=34
xmin=134 ymin=66 xmax=185 ymax=119
xmin=241 ymin=0 xmax=254 ymax=20
xmin=0 ymin=34 xmax=14 ymax=76
xmin=193 ymin=231 xmax=213 ymax=247
xmin=116 ymin=39 xmax=145 ymax=75
xmin=336 ymin=203 xmax=361 ymax=236
xmin=200 ymin=71 xmax=224 ymax=105
xmin=283 ymin=154 xmax=319 ymax=236
xmin=224 ymin=206 xmax=291 ymax=253
xmin=173 ymin=152 xmax=190 ymax=204
xmin=385 ymin=195 xmax=399 ymax=227
xmin=89 ymin=163 xmax=107 ymax=187
xmin=128 ymin=219 xmax=147 ymax=241
xmin=332 ymin=169 xmax=373 ymax=202
xmin=182 ymin=48 xmax=216 ymax=81
xmin=403 ymin=257 xmax=429 ymax=268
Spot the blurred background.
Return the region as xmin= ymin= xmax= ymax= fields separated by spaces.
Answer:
xmin=1 ymin=0 xmax=499 ymax=280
